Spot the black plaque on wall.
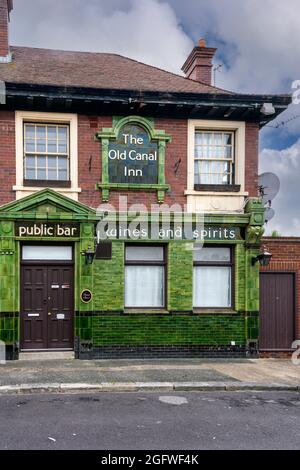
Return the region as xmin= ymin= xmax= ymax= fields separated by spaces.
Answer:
xmin=108 ymin=123 xmax=158 ymax=184
xmin=95 ymin=242 xmax=112 ymax=259
xmin=80 ymin=289 xmax=93 ymax=304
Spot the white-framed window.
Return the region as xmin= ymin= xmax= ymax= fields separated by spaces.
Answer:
xmin=194 ymin=130 xmax=234 ymax=185
xmin=24 ymin=123 xmax=70 ymax=183
xmin=125 ymin=245 xmax=166 ymax=308
xmin=14 ymin=112 xmax=81 ymax=200
xmin=193 ymin=246 xmax=233 ymax=308
xmin=187 ymin=120 xmax=246 ymax=193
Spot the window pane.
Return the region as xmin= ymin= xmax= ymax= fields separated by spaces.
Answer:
xmin=37 ymin=142 xmax=46 ymax=152
xmin=125 ymin=265 xmax=164 ymax=307
xmin=48 ymin=142 xmax=57 ymax=153
xmin=25 ymin=168 xmax=35 ymax=179
xmin=48 ymin=170 xmax=57 ymax=180
xmin=48 ymin=156 xmax=57 ymax=169
xmin=194 ymin=131 xmax=234 ymax=185
xmin=37 ymin=169 xmax=46 ymax=180
xmin=193 ymin=266 xmax=231 ymax=307
xmin=25 ymin=140 xmax=35 ymax=152
xmin=194 ymin=247 xmax=231 ymax=262
xmin=37 ymin=156 xmax=46 ymax=168
xmin=25 ymin=125 xmax=35 ymax=139
xmin=58 ymin=157 xmax=68 ymax=170
xmin=214 ymin=133 xmax=222 ymax=145
xmin=25 ymin=156 xmax=35 ymax=167
xmin=126 ymin=246 xmax=164 ymax=261
xmin=36 ymin=126 xmax=46 ymax=139
xmin=48 ymin=126 xmax=57 ymax=139
xmin=58 ymin=127 xmax=68 ymax=140
xmin=195 ymin=133 xmax=202 ymax=145
xmin=23 ymin=123 xmax=70 ymax=183
xmin=22 ymin=246 xmax=72 ymax=261
xmin=225 ymin=146 xmax=232 ymax=158
xmin=58 ymin=170 xmax=68 ymax=181
xmin=224 ymin=133 xmax=232 ymax=145
xmin=58 ymin=143 xmax=68 ymax=153
xmin=194 ymin=145 xmax=203 ymax=158
xmin=203 ymin=133 xmax=212 ymax=145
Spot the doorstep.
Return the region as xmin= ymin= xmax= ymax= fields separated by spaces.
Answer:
xmin=18 ymin=351 xmax=75 ymax=361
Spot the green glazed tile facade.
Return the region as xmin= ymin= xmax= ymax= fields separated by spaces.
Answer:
xmin=91 ymin=314 xmax=245 ymax=346
xmin=0 ymin=190 xmax=264 ymax=358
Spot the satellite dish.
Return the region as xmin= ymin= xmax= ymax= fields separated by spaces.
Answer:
xmin=258 ymin=173 xmax=280 ymax=205
xmin=264 ymin=207 xmax=275 ymax=223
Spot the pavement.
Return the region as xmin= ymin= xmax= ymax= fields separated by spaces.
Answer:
xmin=0 ymin=357 xmax=299 ymax=394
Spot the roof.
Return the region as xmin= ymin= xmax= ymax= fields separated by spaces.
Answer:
xmin=0 ymin=46 xmax=232 ymax=95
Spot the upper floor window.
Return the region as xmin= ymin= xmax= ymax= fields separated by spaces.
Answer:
xmin=24 ymin=123 xmax=70 ymax=185
xmin=194 ymin=131 xmax=234 ymax=186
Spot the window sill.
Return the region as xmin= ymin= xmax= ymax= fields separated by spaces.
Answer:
xmin=194 ymin=184 xmax=241 ymax=192
xmin=123 ymin=309 xmax=169 ymax=314
xmin=193 ymin=308 xmax=237 ymax=315
xmin=23 ymin=180 xmax=72 ymax=188
xmin=13 ymin=185 xmax=82 ymax=193
xmin=185 ymin=189 xmax=248 ymax=197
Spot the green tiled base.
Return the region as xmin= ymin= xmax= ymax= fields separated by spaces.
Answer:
xmin=76 ymin=313 xmax=246 ymax=347
xmin=0 ymin=314 xmax=19 ymax=344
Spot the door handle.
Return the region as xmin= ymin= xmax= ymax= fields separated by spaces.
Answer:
xmin=48 ymin=312 xmax=52 ymax=316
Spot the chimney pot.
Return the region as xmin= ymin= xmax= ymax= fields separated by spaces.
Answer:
xmin=182 ymin=38 xmax=217 ymax=86
xmin=198 ymin=38 xmax=206 ymax=48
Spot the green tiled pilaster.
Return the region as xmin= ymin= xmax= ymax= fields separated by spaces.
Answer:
xmin=168 ymin=241 xmax=193 ymax=311
xmin=245 ymin=247 xmax=260 ymax=312
xmin=235 ymin=243 xmax=246 ymax=311
xmin=93 ymin=241 xmax=124 ymax=311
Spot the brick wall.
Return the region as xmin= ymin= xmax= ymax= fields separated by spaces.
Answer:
xmin=0 ymin=112 xmax=259 ymax=208
xmin=0 ymin=111 xmax=15 ymax=205
xmin=245 ymin=122 xmax=259 ymax=197
xmin=77 ymin=115 xmax=112 ymax=208
xmin=261 ymin=237 xmax=300 ymax=339
xmin=0 ymin=0 xmax=9 ymax=57
xmin=78 ymin=116 xmax=188 ymax=209
xmin=77 ymin=115 xmax=259 ymax=208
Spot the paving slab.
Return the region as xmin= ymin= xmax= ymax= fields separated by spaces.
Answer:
xmin=0 ymin=358 xmax=299 ymax=394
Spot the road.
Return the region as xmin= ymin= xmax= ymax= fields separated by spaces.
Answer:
xmin=0 ymin=391 xmax=300 ymax=450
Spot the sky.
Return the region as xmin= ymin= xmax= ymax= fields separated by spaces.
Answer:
xmin=9 ymin=0 xmax=300 ymax=235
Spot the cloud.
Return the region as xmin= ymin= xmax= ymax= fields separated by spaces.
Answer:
xmin=11 ymin=0 xmax=193 ymax=73
xmin=165 ymin=0 xmax=300 ymax=94
xmin=259 ymin=139 xmax=300 ymax=235
xmin=9 ymin=0 xmax=300 ymax=234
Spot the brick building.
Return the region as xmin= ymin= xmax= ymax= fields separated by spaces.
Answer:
xmin=0 ymin=1 xmax=291 ymax=359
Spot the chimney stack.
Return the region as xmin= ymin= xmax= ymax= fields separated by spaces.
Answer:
xmin=0 ymin=0 xmax=13 ymax=63
xmin=182 ymin=38 xmax=217 ymax=86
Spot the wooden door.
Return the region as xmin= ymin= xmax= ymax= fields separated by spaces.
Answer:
xmin=21 ymin=265 xmax=74 ymax=350
xmin=260 ymin=272 xmax=295 ymax=350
